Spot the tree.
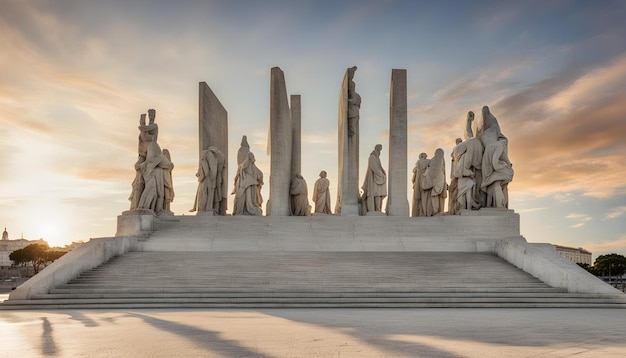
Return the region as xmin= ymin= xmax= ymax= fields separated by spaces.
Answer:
xmin=593 ymin=253 xmax=626 ymax=279
xmin=9 ymin=243 xmax=66 ymax=275
xmin=577 ymin=263 xmax=598 ymax=276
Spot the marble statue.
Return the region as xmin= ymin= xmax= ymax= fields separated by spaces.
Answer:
xmin=464 ymin=111 xmax=486 ymax=208
xmin=233 ymin=149 xmax=263 ymax=216
xmin=190 ymin=148 xmax=220 ymax=213
xmin=347 ymin=66 xmax=361 ymax=137
xmin=137 ymin=140 xmax=173 ymax=215
xmin=162 ymin=149 xmax=175 ymax=214
xmin=411 ymin=153 xmax=430 ymax=217
xmin=211 ymin=147 xmax=227 ymax=215
xmin=361 ymin=144 xmax=387 ymax=213
xmin=290 ymin=174 xmax=311 ymax=216
xmin=312 ymin=171 xmax=332 ymax=215
xmin=138 ymin=110 xmax=159 ymax=158
xmin=129 ymin=109 xmax=173 ymax=215
xmin=421 ymin=148 xmax=447 ymax=216
xmin=129 ymin=154 xmax=145 ymax=210
xmin=447 ymin=139 xmax=462 ymax=215
xmin=477 ymin=106 xmax=513 ymax=208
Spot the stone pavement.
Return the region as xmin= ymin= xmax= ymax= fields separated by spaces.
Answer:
xmin=0 ymin=306 xmax=624 ymax=357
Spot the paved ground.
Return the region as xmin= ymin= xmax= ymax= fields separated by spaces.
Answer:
xmin=1 ymin=305 xmax=625 ymax=357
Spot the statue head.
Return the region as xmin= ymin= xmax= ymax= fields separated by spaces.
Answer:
xmin=241 ymin=135 xmax=249 ymax=148
xmin=482 ymin=106 xmax=490 ymax=119
xmin=435 ymin=148 xmax=444 ymax=157
xmin=148 ymin=109 xmax=156 ymax=124
xmin=375 ymin=144 xmax=383 ymax=152
xmin=248 ymin=152 xmax=255 ymax=163
xmin=419 ymin=152 xmax=427 ymax=160
xmin=456 ymin=138 xmax=462 ymax=145
xmin=467 ymin=111 xmax=474 ymax=121
xmin=347 ymin=66 xmax=358 ymax=80
xmin=319 ymin=170 xmax=327 ymax=178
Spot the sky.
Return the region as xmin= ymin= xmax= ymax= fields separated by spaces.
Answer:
xmin=0 ymin=0 xmax=624 ymax=259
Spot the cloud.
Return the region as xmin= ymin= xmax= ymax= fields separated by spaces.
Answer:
xmin=570 ymin=223 xmax=585 ymax=229
xmin=605 ymin=206 xmax=626 ymax=220
xmin=585 ymin=237 xmax=626 ymax=253
xmin=565 ymin=213 xmax=592 ymax=221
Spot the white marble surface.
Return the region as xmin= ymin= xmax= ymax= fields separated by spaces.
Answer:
xmin=1 ymin=308 xmax=625 ymax=357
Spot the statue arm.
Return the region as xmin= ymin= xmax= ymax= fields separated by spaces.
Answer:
xmin=465 ymin=118 xmax=474 ymax=140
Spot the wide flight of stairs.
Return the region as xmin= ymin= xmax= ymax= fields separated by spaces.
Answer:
xmin=4 ymin=251 xmax=626 ymax=309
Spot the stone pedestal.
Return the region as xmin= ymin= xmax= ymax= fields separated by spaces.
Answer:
xmin=116 ymin=210 xmax=158 ymax=238
xmin=387 ymin=69 xmax=409 ymax=216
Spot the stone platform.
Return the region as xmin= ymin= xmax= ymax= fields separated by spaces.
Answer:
xmin=2 ymin=210 xmax=625 ymax=309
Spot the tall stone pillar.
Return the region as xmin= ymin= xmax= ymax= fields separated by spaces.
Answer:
xmin=199 ymin=82 xmax=228 ymax=215
xmin=336 ymin=67 xmax=360 ymax=216
xmin=267 ymin=67 xmax=293 ymax=216
xmin=290 ymin=95 xmax=301 ymax=177
xmin=386 ymin=69 xmax=409 ymax=216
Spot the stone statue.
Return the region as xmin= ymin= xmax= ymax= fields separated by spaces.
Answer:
xmin=211 ymin=147 xmax=227 ymax=215
xmin=347 ymin=66 xmax=361 ymax=137
xmin=464 ymin=111 xmax=486 ymax=208
xmin=138 ymin=110 xmax=159 ymax=159
xmin=312 ymin=171 xmax=332 ymax=215
xmin=129 ymin=154 xmax=145 ymax=210
xmin=162 ymin=149 xmax=175 ymax=214
xmin=137 ymin=140 xmax=173 ymax=215
xmin=447 ymin=139 xmax=462 ymax=215
xmin=361 ymin=144 xmax=387 ymax=213
xmin=452 ymin=135 xmax=483 ymax=212
xmin=190 ymin=148 xmax=217 ymax=213
xmin=233 ymin=151 xmax=263 ymax=216
xmin=411 ymin=153 xmax=430 ymax=217
xmin=290 ymin=174 xmax=311 ymax=216
xmin=129 ymin=109 xmax=173 ymax=215
xmin=421 ymin=148 xmax=447 ymax=216
xmin=477 ymin=106 xmax=513 ymax=208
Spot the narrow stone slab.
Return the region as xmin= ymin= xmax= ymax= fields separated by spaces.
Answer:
xmin=290 ymin=94 xmax=301 ymax=177
xmin=267 ymin=67 xmax=292 ymax=216
xmin=387 ymin=69 xmax=409 ymax=216
xmin=336 ymin=67 xmax=359 ymax=215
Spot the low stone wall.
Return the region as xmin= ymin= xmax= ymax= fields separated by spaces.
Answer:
xmin=9 ymin=236 xmax=140 ymax=300
xmin=494 ymin=237 xmax=621 ymax=294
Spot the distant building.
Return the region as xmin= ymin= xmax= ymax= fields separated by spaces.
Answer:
xmin=0 ymin=228 xmax=48 ymax=268
xmin=554 ymin=245 xmax=592 ymax=265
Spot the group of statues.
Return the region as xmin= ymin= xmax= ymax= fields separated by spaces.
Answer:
xmin=128 ymin=109 xmax=175 ymax=216
xmin=411 ymin=106 xmax=514 ymax=217
xmin=128 ymin=106 xmax=513 ymax=217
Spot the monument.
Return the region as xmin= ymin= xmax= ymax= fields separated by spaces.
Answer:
xmin=6 ymin=69 xmax=625 ymax=310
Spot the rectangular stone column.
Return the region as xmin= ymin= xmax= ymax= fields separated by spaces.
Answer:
xmin=199 ymin=82 xmax=228 ymax=214
xmin=386 ymin=69 xmax=409 ymax=216
xmin=290 ymin=95 xmax=301 ymax=177
xmin=267 ymin=67 xmax=293 ymax=216
xmin=336 ymin=69 xmax=359 ymax=215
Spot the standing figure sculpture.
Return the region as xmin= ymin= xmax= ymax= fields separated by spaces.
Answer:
xmin=421 ymin=148 xmax=447 ymax=216
xmin=162 ymin=149 xmax=175 ymax=215
xmin=347 ymin=66 xmax=361 ymax=137
xmin=129 ymin=109 xmax=173 ymax=215
xmin=137 ymin=140 xmax=173 ymax=215
xmin=313 ymin=171 xmax=333 ymax=215
xmin=290 ymin=174 xmax=311 ymax=216
xmin=477 ymin=106 xmax=513 ymax=208
xmin=190 ymin=148 xmax=217 ymax=213
xmin=411 ymin=153 xmax=430 ymax=217
xmin=232 ymin=148 xmax=263 ymax=216
xmin=447 ymin=139 xmax=462 ymax=215
xmin=361 ymin=144 xmax=387 ymax=213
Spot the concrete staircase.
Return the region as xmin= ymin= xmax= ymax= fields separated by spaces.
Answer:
xmin=4 ymin=251 xmax=626 ymax=309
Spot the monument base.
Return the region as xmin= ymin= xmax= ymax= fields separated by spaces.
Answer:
xmin=117 ymin=210 xmax=159 ymax=238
